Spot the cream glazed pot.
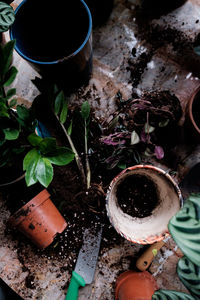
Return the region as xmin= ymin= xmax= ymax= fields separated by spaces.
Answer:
xmin=106 ymin=165 xmax=182 ymax=244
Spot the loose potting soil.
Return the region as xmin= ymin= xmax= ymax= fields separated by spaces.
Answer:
xmin=116 ymin=174 xmax=159 ymax=218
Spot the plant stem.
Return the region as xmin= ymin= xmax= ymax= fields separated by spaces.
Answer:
xmin=84 ymin=119 xmax=91 ymax=189
xmin=55 ymin=114 xmax=86 ymax=185
xmin=146 ymin=112 xmax=150 ymax=143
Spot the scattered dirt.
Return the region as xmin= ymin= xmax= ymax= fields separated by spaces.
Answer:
xmin=117 ymin=174 xmax=159 ymax=218
xmin=127 ymin=51 xmax=154 ymax=88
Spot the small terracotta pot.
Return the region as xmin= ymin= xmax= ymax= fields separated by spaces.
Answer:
xmin=185 ymin=86 xmax=200 ymax=143
xmin=8 ymin=189 xmax=67 ymax=249
xmin=106 ymin=165 xmax=182 ymax=244
xmin=115 ymin=271 xmax=158 ymax=300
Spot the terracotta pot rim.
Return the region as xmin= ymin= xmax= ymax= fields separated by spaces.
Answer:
xmin=115 ymin=271 xmax=135 ymax=299
xmin=188 ymin=86 xmax=200 ymax=135
xmin=8 ymin=189 xmax=50 ymax=227
xmin=106 ymin=164 xmax=182 ymax=244
xmin=115 ymin=270 xmax=158 ymax=300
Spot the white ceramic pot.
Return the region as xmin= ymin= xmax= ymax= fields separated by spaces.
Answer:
xmin=106 ymin=165 xmax=182 ymax=244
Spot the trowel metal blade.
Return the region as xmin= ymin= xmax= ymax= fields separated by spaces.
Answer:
xmin=74 ymin=225 xmax=102 ymax=285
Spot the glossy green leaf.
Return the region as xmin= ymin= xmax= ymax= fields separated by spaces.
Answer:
xmin=152 ymin=289 xmax=195 ymax=299
xmin=38 ymin=137 xmax=57 ymax=154
xmin=27 ymin=133 xmax=43 ymax=147
xmin=23 ymin=149 xmax=40 ymax=186
xmin=35 ymin=157 xmax=53 ymax=187
xmin=54 ymin=90 xmax=64 ymax=115
xmin=177 ymin=256 xmax=200 ymax=299
xmin=168 ymin=194 xmax=200 ymax=267
xmin=3 ymin=66 xmax=18 ymax=86
xmin=46 ymin=147 xmax=74 ymax=166
xmin=81 ymin=101 xmax=90 ymax=120
xmin=67 ymin=120 xmax=73 ymax=136
xmin=0 ymin=110 xmax=9 ymax=118
xmin=117 ymin=163 xmax=126 ymax=169
xmin=16 ymin=105 xmax=30 ymax=120
xmin=3 ymin=128 xmax=19 ymax=140
xmin=0 ymin=102 xmax=9 ymax=117
xmin=6 ymin=88 xmax=16 ymax=99
xmin=60 ymin=100 xmax=68 ymax=124
xmin=1 ymin=40 xmax=16 ymax=75
xmin=9 ymin=98 xmax=17 ymax=107
xmin=23 ymin=148 xmax=39 ymax=171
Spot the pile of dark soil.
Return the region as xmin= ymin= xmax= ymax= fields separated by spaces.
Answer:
xmin=115 ymin=90 xmax=182 ymax=151
xmin=117 ymin=174 xmax=159 ymax=218
xmin=126 ymin=90 xmax=182 ymax=128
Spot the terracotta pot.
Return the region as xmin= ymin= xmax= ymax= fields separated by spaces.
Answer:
xmin=115 ymin=271 xmax=158 ymax=300
xmin=8 ymin=189 xmax=67 ymax=249
xmin=106 ymin=165 xmax=182 ymax=244
xmin=185 ymin=86 xmax=200 ymax=143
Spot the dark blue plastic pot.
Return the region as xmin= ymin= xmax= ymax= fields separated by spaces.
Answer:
xmin=10 ymin=0 xmax=92 ymax=93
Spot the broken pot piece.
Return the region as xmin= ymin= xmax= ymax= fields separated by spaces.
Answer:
xmin=106 ymin=164 xmax=182 ymax=244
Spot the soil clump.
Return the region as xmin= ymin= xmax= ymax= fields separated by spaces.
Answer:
xmin=117 ymin=174 xmax=159 ymax=218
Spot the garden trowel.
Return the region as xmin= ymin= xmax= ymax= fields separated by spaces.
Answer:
xmin=65 ymin=225 xmax=102 ymax=300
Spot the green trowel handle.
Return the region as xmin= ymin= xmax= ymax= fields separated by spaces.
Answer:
xmin=65 ymin=271 xmax=86 ymax=300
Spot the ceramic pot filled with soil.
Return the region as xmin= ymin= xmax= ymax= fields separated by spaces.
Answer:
xmin=7 ymin=185 xmax=67 ymax=249
xmin=106 ymin=165 xmax=182 ymax=244
xmin=185 ymin=86 xmax=200 ymax=143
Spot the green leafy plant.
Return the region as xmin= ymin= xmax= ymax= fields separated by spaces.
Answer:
xmin=32 ymin=79 xmax=93 ymax=189
xmin=23 ymin=133 xmax=74 ymax=187
xmin=52 ymin=90 xmax=88 ymax=186
xmin=0 ymin=1 xmax=15 ymax=33
xmin=0 ymin=40 xmax=74 ymax=188
xmin=53 ymin=93 xmax=93 ymax=188
xmin=152 ymin=194 xmax=200 ymax=299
